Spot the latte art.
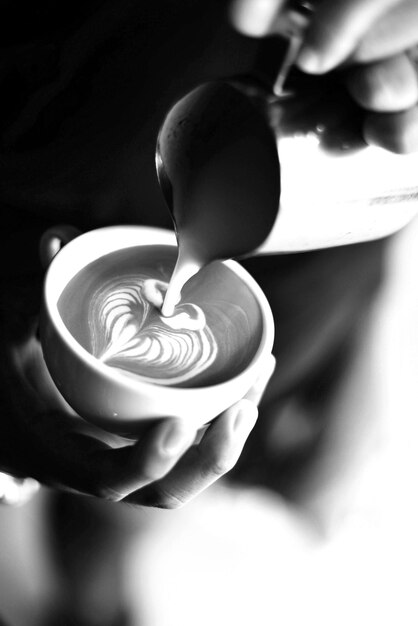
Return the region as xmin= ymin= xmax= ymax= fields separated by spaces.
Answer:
xmin=90 ymin=277 xmax=217 ymax=385
xmin=58 ymin=245 xmax=263 ymax=388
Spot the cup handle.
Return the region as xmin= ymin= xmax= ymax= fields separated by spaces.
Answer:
xmin=39 ymin=224 xmax=81 ymax=269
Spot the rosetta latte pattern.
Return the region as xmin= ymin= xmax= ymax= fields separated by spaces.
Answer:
xmin=89 ymin=277 xmax=218 ymax=385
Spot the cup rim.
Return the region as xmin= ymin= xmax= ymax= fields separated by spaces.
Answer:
xmin=43 ymin=225 xmax=274 ymax=395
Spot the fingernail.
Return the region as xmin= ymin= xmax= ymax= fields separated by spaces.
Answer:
xmin=232 ymin=400 xmax=258 ymax=433
xmin=160 ymin=421 xmax=190 ymax=454
xmin=297 ymin=46 xmax=322 ymax=73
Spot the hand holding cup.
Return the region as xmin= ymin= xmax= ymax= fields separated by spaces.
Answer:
xmin=7 ymin=223 xmax=275 ymax=506
xmin=6 ymin=327 xmax=275 ymax=506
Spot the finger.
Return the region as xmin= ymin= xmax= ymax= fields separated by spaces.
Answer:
xmin=363 ymin=105 xmax=418 ymax=153
xmin=126 ymin=399 xmax=258 ymax=508
xmin=346 ymin=53 xmax=418 ymax=112
xmin=244 ymin=353 xmax=276 ymax=405
xmin=186 ymin=354 xmax=275 ymax=448
xmin=91 ymin=419 xmax=197 ymax=500
xmin=353 ymin=0 xmax=418 ymax=63
xmin=297 ymin=0 xmax=399 ymax=74
xmin=229 ymin=0 xmax=285 ymax=36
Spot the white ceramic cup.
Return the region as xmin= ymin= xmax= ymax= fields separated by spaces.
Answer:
xmin=40 ymin=225 xmax=274 ymax=434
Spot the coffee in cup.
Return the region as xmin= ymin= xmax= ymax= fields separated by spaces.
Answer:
xmin=58 ymin=244 xmax=263 ymax=388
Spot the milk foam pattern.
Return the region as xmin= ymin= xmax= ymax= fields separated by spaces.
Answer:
xmin=89 ymin=277 xmax=218 ymax=385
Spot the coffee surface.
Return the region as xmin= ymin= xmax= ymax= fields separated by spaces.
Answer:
xmin=58 ymin=245 xmax=262 ymax=387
